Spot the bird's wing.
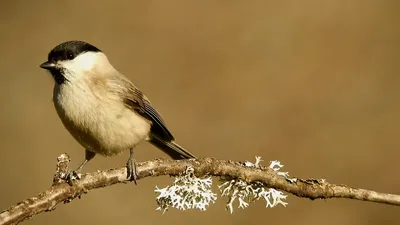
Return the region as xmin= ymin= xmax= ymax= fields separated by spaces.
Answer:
xmin=121 ymin=82 xmax=175 ymax=142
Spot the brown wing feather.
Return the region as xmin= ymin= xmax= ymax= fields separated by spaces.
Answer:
xmin=109 ymin=74 xmax=195 ymax=159
xmin=122 ymin=85 xmax=175 ymax=142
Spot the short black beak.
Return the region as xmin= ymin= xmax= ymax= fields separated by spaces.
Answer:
xmin=39 ymin=61 xmax=56 ymax=70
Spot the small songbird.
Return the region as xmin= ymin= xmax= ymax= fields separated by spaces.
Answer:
xmin=39 ymin=40 xmax=195 ymax=183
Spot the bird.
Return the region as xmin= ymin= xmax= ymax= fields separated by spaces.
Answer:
xmin=39 ymin=40 xmax=195 ymax=184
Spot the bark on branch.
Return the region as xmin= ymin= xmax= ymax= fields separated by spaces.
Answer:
xmin=1 ymin=154 xmax=399 ymax=225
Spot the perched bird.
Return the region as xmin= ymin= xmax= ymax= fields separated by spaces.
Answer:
xmin=39 ymin=40 xmax=195 ymax=183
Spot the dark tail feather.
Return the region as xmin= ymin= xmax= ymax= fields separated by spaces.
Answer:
xmin=149 ymin=135 xmax=195 ymax=160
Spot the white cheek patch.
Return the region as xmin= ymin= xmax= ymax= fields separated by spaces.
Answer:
xmin=57 ymin=52 xmax=108 ymax=81
xmin=73 ymin=52 xmax=98 ymax=71
xmin=60 ymin=52 xmax=99 ymax=74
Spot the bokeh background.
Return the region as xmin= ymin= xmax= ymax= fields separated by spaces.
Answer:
xmin=0 ymin=0 xmax=399 ymax=224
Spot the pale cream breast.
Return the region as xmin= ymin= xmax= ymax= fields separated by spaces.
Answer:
xmin=53 ymin=80 xmax=152 ymax=157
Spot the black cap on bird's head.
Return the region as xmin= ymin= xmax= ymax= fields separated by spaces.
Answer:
xmin=39 ymin=40 xmax=102 ymax=70
xmin=40 ymin=41 xmax=103 ymax=84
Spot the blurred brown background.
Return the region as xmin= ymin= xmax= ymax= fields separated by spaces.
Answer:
xmin=0 ymin=0 xmax=399 ymax=224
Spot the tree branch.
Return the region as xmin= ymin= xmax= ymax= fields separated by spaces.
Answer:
xmin=1 ymin=153 xmax=399 ymax=225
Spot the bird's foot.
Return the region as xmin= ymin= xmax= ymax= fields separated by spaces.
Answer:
xmin=126 ymin=158 xmax=138 ymax=185
xmin=65 ymin=170 xmax=82 ymax=185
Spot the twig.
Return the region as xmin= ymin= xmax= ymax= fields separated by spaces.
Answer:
xmin=1 ymin=154 xmax=399 ymax=225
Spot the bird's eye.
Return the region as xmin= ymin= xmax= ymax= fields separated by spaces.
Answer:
xmin=66 ymin=52 xmax=74 ymax=60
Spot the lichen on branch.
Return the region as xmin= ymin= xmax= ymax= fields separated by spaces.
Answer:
xmin=1 ymin=154 xmax=400 ymax=225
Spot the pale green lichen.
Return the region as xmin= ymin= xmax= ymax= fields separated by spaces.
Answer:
xmin=155 ymin=167 xmax=217 ymax=213
xmin=218 ymin=157 xmax=288 ymax=213
xmin=155 ymin=157 xmax=289 ymax=213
